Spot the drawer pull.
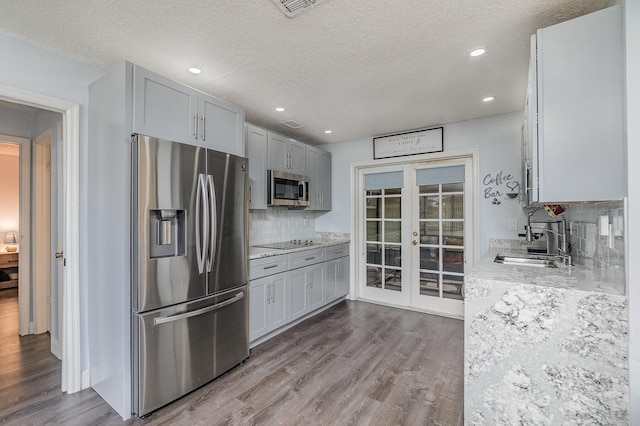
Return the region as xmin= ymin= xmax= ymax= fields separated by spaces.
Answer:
xmin=263 ymin=264 xmax=279 ymax=270
xmin=305 ymin=256 xmax=316 ymax=261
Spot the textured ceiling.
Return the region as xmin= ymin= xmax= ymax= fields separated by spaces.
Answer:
xmin=0 ymin=0 xmax=609 ymax=145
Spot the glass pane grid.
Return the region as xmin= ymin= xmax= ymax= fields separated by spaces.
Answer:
xmin=417 ymin=182 xmax=465 ymax=300
xmin=365 ymin=187 xmax=403 ymax=292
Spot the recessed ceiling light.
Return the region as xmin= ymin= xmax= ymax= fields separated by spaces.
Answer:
xmin=188 ymin=67 xmax=201 ymax=74
xmin=275 ymin=107 xmax=285 ymax=112
xmin=470 ymin=48 xmax=486 ymax=57
xmin=483 ymin=96 xmax=495 ymax=102
xmin=324 ymin=130 xmax=332 ymax=134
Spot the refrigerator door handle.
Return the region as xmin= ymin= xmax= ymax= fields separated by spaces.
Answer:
xmin=206 ymin=174 xmax=217 ymax=272
xmin=196 ymin=173 xmax=209 ymax=274
xmin=153 ymin=292 xmax=245 ymax=325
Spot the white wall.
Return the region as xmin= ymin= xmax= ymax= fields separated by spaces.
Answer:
xmin=317 ymin=111 xmax=526 ymax=256
xmin=624 ymin=0 xmax=639 ymax=422
xmin=0 ymin=33 xmax=105 ymax=372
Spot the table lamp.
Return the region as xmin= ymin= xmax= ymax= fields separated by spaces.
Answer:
xmin=4 ymin=232 xmax=17 ymax=252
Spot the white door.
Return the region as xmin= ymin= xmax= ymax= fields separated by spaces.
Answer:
xmin=358 ymin=158 xmax=473 ymax=318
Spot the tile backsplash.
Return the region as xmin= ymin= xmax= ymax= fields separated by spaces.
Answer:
xmin=249 ymin=210 xmax=316 ymax=245
xmin=565 ymin=201 xmax=625 ymax=270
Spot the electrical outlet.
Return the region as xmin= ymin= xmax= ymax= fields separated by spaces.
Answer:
xmin=508 ymin=219 xmax=518 ymax=231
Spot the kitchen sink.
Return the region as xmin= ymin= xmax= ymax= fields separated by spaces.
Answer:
xmin=494 ymin=253 xmax=558 ymax=268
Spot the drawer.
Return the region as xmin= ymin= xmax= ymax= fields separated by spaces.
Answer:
xmin=288 ymin=247 xmax=325 ymax=270
xmin=0 ymin=253 xmax=18 ymax=268
xmin=325 ymin=243 xmax=350 ymax=261
xmin=250 ymin=254 xmax=288 ymax=280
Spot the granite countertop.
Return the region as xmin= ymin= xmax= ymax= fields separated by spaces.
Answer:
xmin=467 ymin=247 xmax=625 ymax=296
xmin=249 ymin=238 xmax=350 ymax=260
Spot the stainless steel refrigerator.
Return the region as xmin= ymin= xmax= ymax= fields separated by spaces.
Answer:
xmin=131 ymin=134 xmax=249 ymax=417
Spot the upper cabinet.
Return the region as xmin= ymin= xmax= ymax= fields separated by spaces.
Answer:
xmin=267 ymin=132 xmax=306 ymax=175
xmin=133 ymin=66 xmax=244 ymax=156
xmin=246 ymin=123 xmax=332 ymax=211
xmin=306 ymin=146 xmax=332 ymax=211
xmin=246 ymin=123 xmax=268 ymax=209
xmin=523 ymin=5 xmax=623 ymax=204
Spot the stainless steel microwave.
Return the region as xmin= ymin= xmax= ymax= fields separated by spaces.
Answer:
xmin=267 ymin=170 xmax=310 ymax=207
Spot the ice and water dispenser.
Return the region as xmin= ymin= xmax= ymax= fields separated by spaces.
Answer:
xmin=149 ymin=209 xmax=186 ymax=258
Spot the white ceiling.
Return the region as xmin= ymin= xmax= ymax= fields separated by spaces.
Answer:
xmin=0 ymin=0 xmax=609 ymax=145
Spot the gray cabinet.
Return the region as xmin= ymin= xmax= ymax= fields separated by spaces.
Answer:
xmin=324 ymin=244 xmax=349 ymax=302
xmin=524 ymin=6 xmax=623 ymax=203
xmin=249 ymin=271 xmax=288 ymax=342
xmin=248 ymin=243 xmax=349 ymax=345
xmin=246 ymin=124 xmax=268 ymax=209
xmin=198 ymin=94 xmax=244 ymax=156
xmin=133 ymin=65 xmax=244 ymax=156
xmin=267 ymin=131 xmax=306 ymax=175
xmin=306 ymin=146 xmax=332 ymax=211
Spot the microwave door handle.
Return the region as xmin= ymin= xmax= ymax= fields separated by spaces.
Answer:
xmin=206 ymin=174 xmax=217 ymax=273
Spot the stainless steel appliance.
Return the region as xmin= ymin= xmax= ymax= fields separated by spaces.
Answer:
xmin=131 ymin=134 xmax=249 ymax=417
xmin=267 ymin=170 xmax=310 ymax=207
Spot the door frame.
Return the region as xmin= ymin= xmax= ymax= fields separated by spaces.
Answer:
xmin=350 ymin=148 xmax=480 ymax=318
xmin=0 ymin=84 xmax=82 ymax=394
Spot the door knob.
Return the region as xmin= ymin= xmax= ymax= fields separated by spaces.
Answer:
xmin=412 ymin=240 xmax=418 ymax=246
xmin=55 ymin=251 xmax=64 ymax=259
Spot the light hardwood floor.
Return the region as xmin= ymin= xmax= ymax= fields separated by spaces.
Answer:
xmin=0 ymin=288 xmax=463 ymax=425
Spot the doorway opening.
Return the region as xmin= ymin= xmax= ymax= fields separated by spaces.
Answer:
xmin=0 ymin=85 xmax=82 ymax=394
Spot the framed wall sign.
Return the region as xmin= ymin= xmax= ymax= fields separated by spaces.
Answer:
xmin=373 ymin=127 xmax=443 ymax=160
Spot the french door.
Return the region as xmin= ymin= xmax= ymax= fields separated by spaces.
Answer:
xmin=358 ymin=158 xmax=474 ymax=318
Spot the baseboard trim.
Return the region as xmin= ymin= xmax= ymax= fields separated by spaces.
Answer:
xmin=81 ymin=369 xmax=91 ymax=390
xmin=51 ymin=336 xmax=61 ymax=360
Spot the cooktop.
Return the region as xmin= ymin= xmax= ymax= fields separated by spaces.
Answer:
xmin=253 ymin=239 xmax=317 ymax=250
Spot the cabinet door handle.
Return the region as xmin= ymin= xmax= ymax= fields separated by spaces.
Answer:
xmin=193 ymin=114 xmax=198 ymax=139
xmin=271 ymin=283 xmax=275 ymax=303
xmin=201 ymin=115 xmax=205 ymax=141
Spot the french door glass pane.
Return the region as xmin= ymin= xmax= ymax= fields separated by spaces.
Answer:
xmin=417 ymin=180 xmax=464 ymax=300
xmin=385 ymin=221 xmax=401 ymax=242
xmin=419 ymin=272 xmax=439 ymax=297
xmin=443 ymin=275 xmax=464 ymax=300
xmin=420 ymin=195 xmax=439 ymax=219
xmin=367 ymin=221 xmax=381 ymax=241
xmin=365 ymin=187 xmax=403 ymax=292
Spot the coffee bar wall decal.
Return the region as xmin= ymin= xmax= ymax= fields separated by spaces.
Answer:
xmin=373 ymin=127 xmax=443 ymax=160
xmin=483 ymin=171 xmax=520 ymax=206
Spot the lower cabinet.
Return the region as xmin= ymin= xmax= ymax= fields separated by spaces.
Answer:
xmin=288 ymin=263 xmax=324 ymax=322
xmin=249 ymin=243 xmax=349 ymax=344
xmin=325 ymin=256 xmax=349 ymax=302
xmin=249 ymin=272 xmax=288 ymax=342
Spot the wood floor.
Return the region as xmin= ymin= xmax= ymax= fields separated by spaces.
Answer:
xmin=0 ymin=288 xmax=463 ymax=425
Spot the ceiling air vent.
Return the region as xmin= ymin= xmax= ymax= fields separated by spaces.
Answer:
xmin=281 ymin=120 xmax=305 ymax=129
xmin=271 ymin=0 xmax=329 ymax=18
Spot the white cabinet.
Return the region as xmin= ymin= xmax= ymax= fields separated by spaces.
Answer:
xmin=198 ymin=94 xmax=244 ymax=156
xmin=325 ymin=257 xmax=349 ymax=302
xmin=248 ymin=243 xmax=349 ymax=345
xmin=246 ymin=124 xmax=268 ymax=209
xmin=268 ymin=131 xmax=306 ymax=175
xmin=524 ymin=6 xmax=623 ymax=204
xmin=324 ymin=244 xmax=349 ymax=302
xmin=133 ymin=65 xmax=244 ymax=156
xmin=306 ymin=146 xmax=332 ymax=211
xmin=249 ymin=272 xmax=288 ymax=342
